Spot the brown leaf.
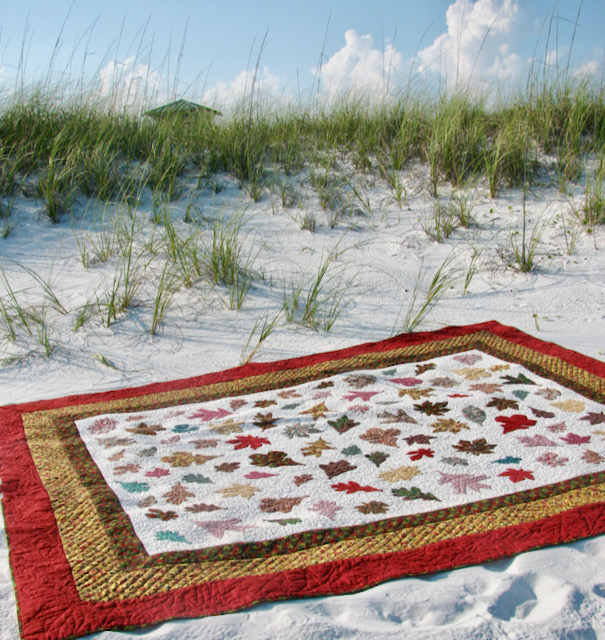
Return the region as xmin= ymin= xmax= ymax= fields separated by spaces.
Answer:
xmin=294 ymin=474 xmax=313 ymax=486
xmin=215 ymin=462 xmax=240 ymax=472
xmin=319 ymin=459 xmax=357 ymax=479
xmin=360 ymin=427 xmax=400 ymax=447
xmin=453 ymin=438 xmax=497 ymax=456
xmin=254 ymin=412 xmax=280 ymax=430
xmin=163 ymin=482 xmax=195 ymax=505
xmin=125 ymin=422 xmax=167 ymax=436
xmin=185 ymin=503 xmax=225 ymax=513
xmin=259 ymin=496 xmax=307 ymax=513
xmin=356 ymin=501 xmax=389 ymax=514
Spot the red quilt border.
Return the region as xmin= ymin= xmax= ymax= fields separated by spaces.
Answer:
xmin=1 ymin=321 xmax=604 ymax=639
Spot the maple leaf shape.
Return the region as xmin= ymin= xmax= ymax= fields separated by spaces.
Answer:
xmin=254 ymin=399 xmax=277 ymax=408
xmin=194 ymin=518 xmax=256 ymax=539
xmin=249 ymin=451 xmax=301 ymax=467
xmin=430 ymin=377 xmax=459 ymax=388
xmin=407 ymin=448 xmax=434 ymax=461
xmin=185 ymin=503 xmax=224 ymax=513
xmin=259 ymin=496 xmax=307 ymax=513
xmin=191 ymin=438 xmax=219 ymax=449
xmin=413 ymin=400 xmax=450 ymax=416
xmin=161 ymin=452 xmax=217 ymax=467
xmin=365 ymin=451 xmax=390 ymax=467
xmin=535 ymin=388 xmax=561 ymax=400
xmin=227 ymin=435 xmax=271 ymax=450
xmin=377 ymin=409 xmax=417 ymax=424
xmin=87 ymin=417 xmax=118 ymax=434
xmin=360 ymin=427 xmax=401 ymax=447
xmin=229 ymin=398 xmax=248 ymax=410
xmin=300 ymin=403 xmax=329 ymax=420
xmin=452 ymin=367 xmax=491 ymax=381
xmin=495 ymin=414 xmax=537 ymax=434
xmin=583 ymin=450 xmax=605 ymax=464
xmin=390 ymin=377 xmax=424 ymax=387
xmin=244 ymin=471 xmax=277 ymax=479
xmin=146 ymin=508 xmax=178 ymax=521
xmin=331 ymin=481 xmax=381 ymax=494
xmin=530 ymin=407 xmax=556 ymax=419
xmin=301 ymin=438 xmax=334 ymax=458
xmin=342 ymin=390 xmax=382 ymax=402
xmin=550 ymin=399 xmax=585 ymax=413
xmin=215 ymin=462 xmax=240 ymax=473
xmin=118 ymin=481 xmax=150 ymax=493
xmin=107 ymin=449 xmax=126 ymax=462
xmin=501 ymin=373 xmax=536 ymax=385
xmin=469 ymin=383 xmax=503 ymax=394
xmin=536 ymin=452 xmax=568 ymax=467
xmin=416 ymin=362 xmax=437 ymax=375
xmin=453 ymin=353 xmax=483 ymax=365
xmin=345 ymin=374 xmax=377 ymax=388
xmin=207 ymin=418 xmax=243 ymax=435
xmin=319 ymin=459 xmax=357 ymax=479
xmin=160 ymin=436 xmax=181 ymax=445
xmin=327 ymin=415 xmax=360 ymax=434
xmin=188 ymin=408 xmax=232 ymax=421
xmin=580 ymin=412 xmax=605 ymax=425
xmin=403 ymin=434 xmax=436 ymax=445
xmin=284 ymin=422 xmax=322 ymax=438
xmin=430 ymin=418 xmax=469 ymax=434
xmin=182 ymin=473 xmax=213 ymax=484
xmin=453 ymin=438 xmax=497 ymax=456
xmin=163 ymin=482 xmax=195 ymax=505
xmin=278 ymin=389 xmax=301 ymax=399
xmin=313 ymin=391 xmax=333 ymax=400
xmin=379 ymin=465 xmax=421 ymax=483
xmin=113 ymin=463 xmax=141 ymax=475
xmin=547 ymin=422 xmax=567 ymax=433
xmin=499 ymin=468 xmax=535 ymax=483
xmin=137 ymin=496 xmax=156 ymax=508
xmin=125 ymin=422 xmax=166 ymax=436
xmin=216 ymin=483 xmax=262 ymax=499
xmin=349 ymin=404 xmax=370 ymax=414
xmin=489 ymin=364 xmax=510 ymax=372
xmin=356 ymin=501 xmax=389 ymax=514
xmin=145 ymin=467 xmax=170 ymax=478
xmin=155 ymin=531 xmax=189 ymax=544
xmin=392 ymin=486 xmax=440 ymax=501
xmin=518 ymin=435 xmax=558 ymax=447
xmin=136 ymin=447 xmax=158 ymax=458
xmin=486 ymin=397 xmax=519 ymax=411
xmin=294 ymin=474 xmax=313 ymax=486
xmin=308 ymin=500 xmax=342 ymax=520
xmin=398 ymin=388 xmax=434 ymax=400
xmin=253 ymin=412 xmax=280 ymax=431
xmin=438 ymin=472 xmax=491 ymax=494
xmin=560 ymin=433 xmax=591 ymax=445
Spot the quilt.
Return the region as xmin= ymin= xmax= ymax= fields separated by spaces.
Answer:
xmin=1 ymin=321 xmax=604 ymax=639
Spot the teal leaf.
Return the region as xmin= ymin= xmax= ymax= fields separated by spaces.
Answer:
xmin=137 ymin=447 xmax=157 ymax=458
xmin=342 ymin=445 xmax=362 ymax=456
xmin=182 ymin=473 xmax=213 ymax=484
xmin=156 ymin=531 xmax=189 ymax=543
xmin=494 ymin=456 xmax=522 ymax=464
xmin=173 ymin=424 xmax=198 ymax=433
xmin=512 ymin=390 xmax=530 ymax=400
xmin=118 ymin=481 xmax=149 ymax=493
xmin=463 ymin=406 xmax=486 ymax=425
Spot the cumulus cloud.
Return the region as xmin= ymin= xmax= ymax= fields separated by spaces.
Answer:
xmin=202 ymin=66 xmax=286 ymax=113
xmin=416 ymin=0 xmax=522 ymax=90
xmin=312 ymin=29 xmax=405 ymax=101
xmin=97 ymin=57 xmax=164 ymax=111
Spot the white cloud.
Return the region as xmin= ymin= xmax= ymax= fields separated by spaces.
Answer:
xmin=202 ymin=66 xmax=286 ymax=113
xmin=312 ymin=29 xmax=405 ymax=101
xmin=97 ymin=57 xmax=164 ymax=111
xmin=416 ymin=0 xmax=522 ymax=91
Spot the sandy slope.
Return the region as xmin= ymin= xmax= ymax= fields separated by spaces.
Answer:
xmin=1 ymin=161 xmax=604 ymax=638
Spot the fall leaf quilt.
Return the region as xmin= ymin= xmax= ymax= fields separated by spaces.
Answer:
xmin=1 ymin=321 xmax=604 ymax=640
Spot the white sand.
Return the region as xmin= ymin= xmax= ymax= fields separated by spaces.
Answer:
xmin=1 ymin=158 xmax=604 ymax=638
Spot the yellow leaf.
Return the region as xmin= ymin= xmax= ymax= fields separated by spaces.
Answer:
xmin=301 ymin=438 xmax=334 ymax=458
xmin=208 ymin=418 xmax=244 ymax=435
xmin=452 ymin=367 xmax=492 ymax=380
xmin=379 ymin=465 xmax=421 ymax=483
xmin=398 ymin=388 xmax=434 ymax=400
xmin=550 ymin=399 xmax=585 ymax=413
xmin=216 ymin=483 xmax=262 ymax=500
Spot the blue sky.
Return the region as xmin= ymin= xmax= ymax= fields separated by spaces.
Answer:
xmin=1 ymin=1 xmax=603 ymax=110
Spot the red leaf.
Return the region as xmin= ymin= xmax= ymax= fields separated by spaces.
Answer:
xmin=495 ymin=414 xmax=537 ymax=434
xmin=331 ymin=481 xmax=381 ymax=494
xmin=226 ymin=435 xmax=271 ymax=450
xmin=499 ymin=468 xmax=535 ymax=483
xmin=407 ymin=448 xmax=434 ymax=461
